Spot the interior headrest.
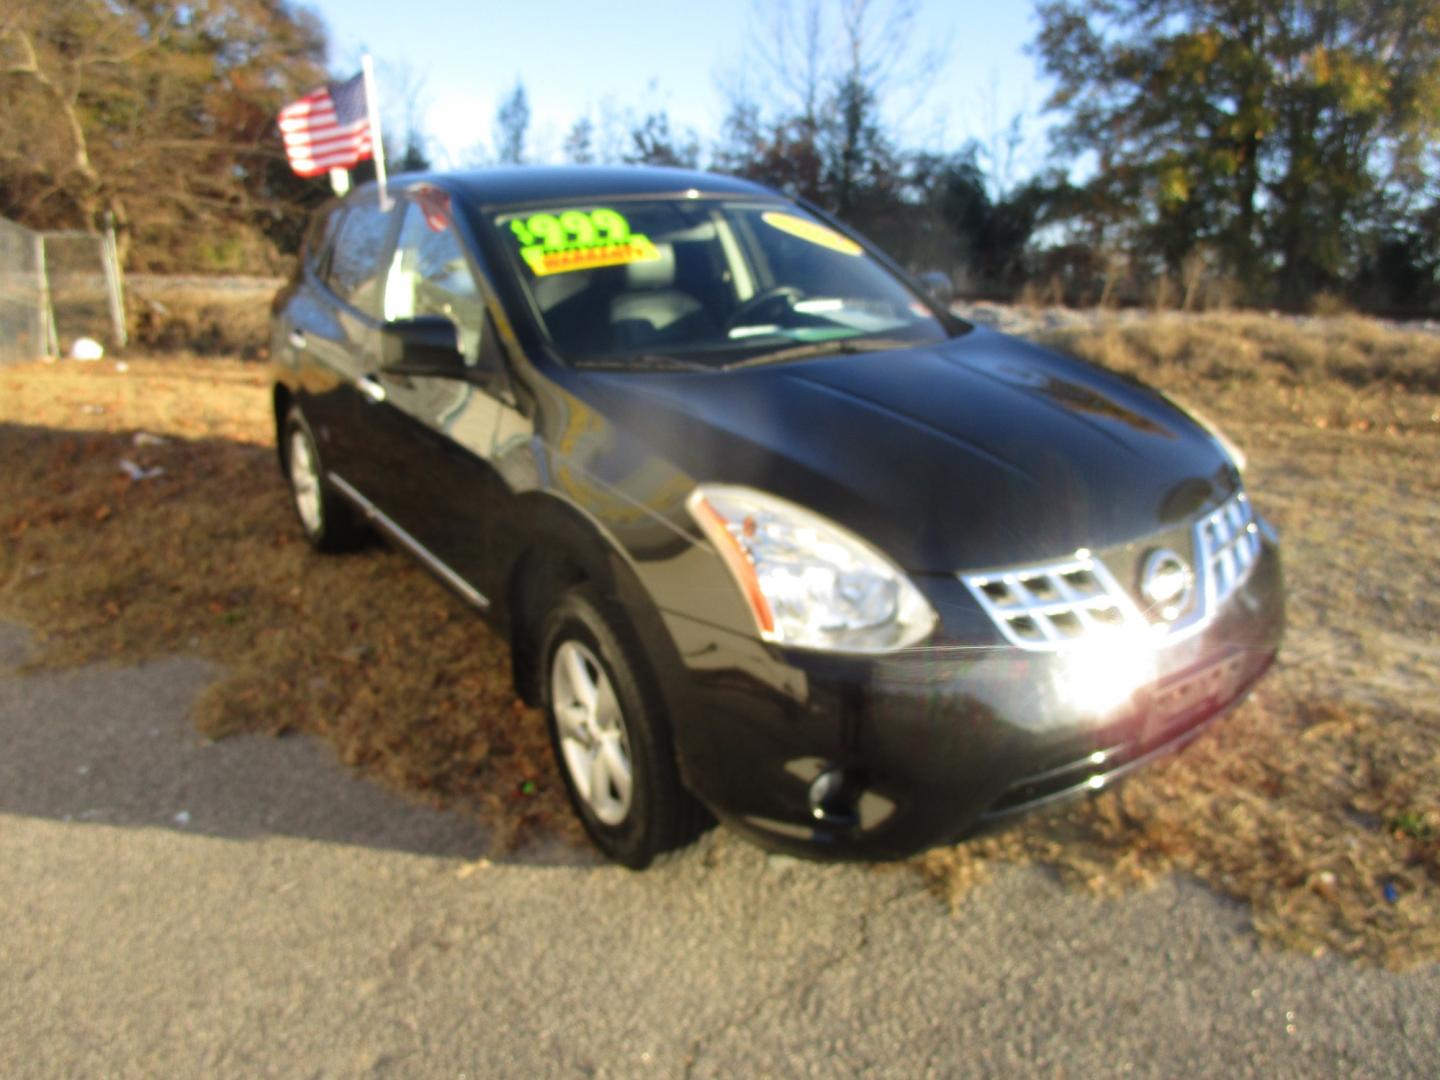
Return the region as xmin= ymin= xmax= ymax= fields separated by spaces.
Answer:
xmin=625 ymin=243 xmax=676 ymax=289
xmin=532 ymin=272 xmax=586 ymax=312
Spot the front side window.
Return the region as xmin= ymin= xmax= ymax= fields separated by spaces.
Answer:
xmin=487 ymin=199 xmax=954 ymax=368
xmin=325 ymin=200 xmax=395 ymax=315
xmin=384 ymin=199 xmax=486 ymax=363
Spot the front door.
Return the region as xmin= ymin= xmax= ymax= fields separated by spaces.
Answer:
xmin=353 ymin=194 xmax=516 ymax=601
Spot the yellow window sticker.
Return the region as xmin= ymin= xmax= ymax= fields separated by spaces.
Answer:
xmin=760 ymin=211 xmax=863 ymax=256
xmin=508 ymin=208 xmax=661 ymax=276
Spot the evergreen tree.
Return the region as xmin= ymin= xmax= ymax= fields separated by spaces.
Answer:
xmin=494 ymin=79 xmax=529 ymax=165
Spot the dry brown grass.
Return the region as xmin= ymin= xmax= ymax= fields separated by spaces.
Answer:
xmin=0 ymin=358 xmax=580 ymax=853
xmin=1040 ymin=311 xmax=1440 ymax=409
xmin=2 ymin=311 xmax=1438 ymax=965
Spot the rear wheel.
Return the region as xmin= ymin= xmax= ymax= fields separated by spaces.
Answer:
xmin=540 ymin=586 xmax=703 ymax=868
xmin=283 ymin=406 xmax=364 ymax=552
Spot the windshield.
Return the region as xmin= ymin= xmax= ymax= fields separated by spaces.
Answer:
xmin=489 ymin=199 xmax=954 ymax=368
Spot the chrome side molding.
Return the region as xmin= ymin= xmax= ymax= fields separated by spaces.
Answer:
xmin=328 ymin=473 xmax=491 ymax=611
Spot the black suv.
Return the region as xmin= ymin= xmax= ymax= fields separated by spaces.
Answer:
xmin=271 ymin=166 xmax=1284 ymax=867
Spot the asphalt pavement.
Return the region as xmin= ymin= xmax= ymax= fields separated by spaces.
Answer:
xmin=1 ymin=618 xmax=1435 ymax=1078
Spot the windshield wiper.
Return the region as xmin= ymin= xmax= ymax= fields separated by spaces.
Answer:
xmin=723 ymin=337 xmax=908 ymax=371
xmin=575 ymin=353 xmax=714 ymax=373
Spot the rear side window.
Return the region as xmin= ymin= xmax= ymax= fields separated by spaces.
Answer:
xmin=303 ymin=206 xmax=345 ymax=273
xmin=325 ymin=201 xmax=395 ymax=315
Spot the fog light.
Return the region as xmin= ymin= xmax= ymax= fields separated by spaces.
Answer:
xmin=808 ymin=768 xmax=862 ymax=828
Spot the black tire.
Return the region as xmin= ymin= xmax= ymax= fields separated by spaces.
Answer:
xmin=282 ymin=405 xmax=365 ymax=552
xmin=539 ymin=585 xmax=704 ymax=868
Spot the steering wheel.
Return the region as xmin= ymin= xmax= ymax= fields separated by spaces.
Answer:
xmin=723 ymin=285 xmax=804 ymax=332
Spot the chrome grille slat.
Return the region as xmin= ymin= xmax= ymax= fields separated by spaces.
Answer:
xmin=961 ymin=556 xmax=1145 ymax=651
xmin=1197 ymin=490 xmax=1259 ymax=611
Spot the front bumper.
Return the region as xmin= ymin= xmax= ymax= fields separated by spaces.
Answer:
xmin=664 ymin=539 xmax=1284 ymax=860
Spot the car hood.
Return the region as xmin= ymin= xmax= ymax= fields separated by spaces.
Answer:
xmin=571 ymin=327 xmax=1238 ymax=572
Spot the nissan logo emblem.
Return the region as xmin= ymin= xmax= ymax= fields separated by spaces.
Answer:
xmin=1140 ymin=548 xmax=1194 ymax=623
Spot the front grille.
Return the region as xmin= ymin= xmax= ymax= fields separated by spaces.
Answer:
xmin=960 ymin=487 xmax=1264 ymax=652
xmin=961 ymin=556 xmax=1144 ymax=650
xmin=1197 ymin=491 xmax=1261 ymax=611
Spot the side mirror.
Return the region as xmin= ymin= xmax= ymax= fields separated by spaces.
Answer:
xmin=918 ymin=270 xmax=955 ymax=307
xmin=380 ymin=315 xmax=464 ymax=375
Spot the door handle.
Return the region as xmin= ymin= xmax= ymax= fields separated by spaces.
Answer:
xmin=358 ymin=374 xmax=387 ymax=403
xmin=288 ymin=329 xmax=307 ymax=350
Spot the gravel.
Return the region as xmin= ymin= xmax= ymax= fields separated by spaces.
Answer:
xmin=2 ymin=618 xmax=1435 ymax=1079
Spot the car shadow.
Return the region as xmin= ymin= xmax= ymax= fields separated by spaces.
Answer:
xmin=0 ymin=617 xmax=599 ymax=868
xmin=0 ymin=420 xmax=603 ymax=867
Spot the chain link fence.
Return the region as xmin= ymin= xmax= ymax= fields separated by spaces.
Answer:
xmin=0 ymin=216 xmax=126 ymax=364
xmin=44 ymin=230 xmax=126 ymax=355
xmin=0 ymin=217 xmax=51 ymax=364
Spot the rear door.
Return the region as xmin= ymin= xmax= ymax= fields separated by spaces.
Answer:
xmin=274 ymin=203 xmax=346 ymax=439
xmin=294 ymin=196 xmax=400 ymax=487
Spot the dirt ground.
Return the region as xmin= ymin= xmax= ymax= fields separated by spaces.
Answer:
xmin=1 ymin=312 xmax=1437 ymax=967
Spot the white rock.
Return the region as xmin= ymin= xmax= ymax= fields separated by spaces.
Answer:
xmin=70 ymin=337 xmax=104 ymax=361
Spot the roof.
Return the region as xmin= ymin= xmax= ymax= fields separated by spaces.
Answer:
xmin=390 ymin=165 xmax=778 ymax=207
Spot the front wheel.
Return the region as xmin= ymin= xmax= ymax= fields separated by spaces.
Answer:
xmin=539 ymin=586 xmax=703 ymax=868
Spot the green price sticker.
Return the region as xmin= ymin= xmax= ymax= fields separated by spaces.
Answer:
xmin=508 ymin=208 xmax=658 ymax=276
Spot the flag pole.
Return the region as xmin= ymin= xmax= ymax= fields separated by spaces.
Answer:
xmin=361 ymin=54 xmax=389 ymax=208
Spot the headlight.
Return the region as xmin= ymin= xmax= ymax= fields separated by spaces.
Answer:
xmin=1165 ymin=393 xmax=1247 ymax=472
xmin=687 ymin=485 xmax=937 ymax=653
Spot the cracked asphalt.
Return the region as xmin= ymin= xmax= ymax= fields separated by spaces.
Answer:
xmin=1 ymin=617 xmax=1436 ymax=1078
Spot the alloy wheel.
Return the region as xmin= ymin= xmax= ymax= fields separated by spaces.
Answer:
xmin=550 ymin=640 xmax=634 ymax=826
xmin=289 ymin=428 xmax=322 ymax=534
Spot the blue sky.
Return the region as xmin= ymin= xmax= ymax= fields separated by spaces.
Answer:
xmin=306 ymin=0 xmax=1054 ymax=173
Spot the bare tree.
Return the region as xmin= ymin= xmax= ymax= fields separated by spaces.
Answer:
xmin=563 ymin=116 xmax=595 ymax=164
xmin=970 ymin=73 xmax=1036 ymax=203
xmin=624 ymin=99 xmax=701 ymax=169
xmin=741 ymin=0 xmax=946 ymax=129
xmin=592 ymin=98 xmax=636 ymax=165
xmin=748 ymin=0 xmax=827 ymax=128
xmin=715 ymin=0 xmax=949 ymax=214
xmin=376 ymin=58 xmax=432 ymax=172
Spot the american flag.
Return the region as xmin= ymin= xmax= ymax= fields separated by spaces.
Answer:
xmin=278 ymin=73 xmax=374 ymax=178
